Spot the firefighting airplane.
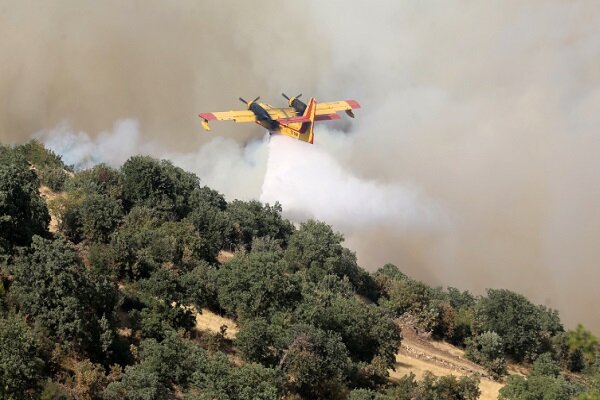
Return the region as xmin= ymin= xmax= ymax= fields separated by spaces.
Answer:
xmin=198 ymin=93 xmax=360 ymax=144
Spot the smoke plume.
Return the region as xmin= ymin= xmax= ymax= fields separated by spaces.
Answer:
xmin=2 ymin=0 xmax=600 ymax=330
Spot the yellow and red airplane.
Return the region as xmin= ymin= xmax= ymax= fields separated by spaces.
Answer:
xmin=199 ymin=93 xmax=360 ymax=144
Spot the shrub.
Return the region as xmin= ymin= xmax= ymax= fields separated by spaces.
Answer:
xmin=465 ymin=331 xmax=507 ymax=378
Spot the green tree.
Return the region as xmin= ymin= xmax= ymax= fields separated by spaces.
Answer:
xmin=121 ymin=156 xmax=199 ymax=218
xmin=414 ymin=372 xmax=480 ymax=400
xmin=79 ymin=193 xmax=124 ymax=242
xmin=0 ymin=315 xmax=45 ymax=400
xmin=567 ymin=324 xmax=599 ymax=366
xmin=104 ymin=365 xmax=168 ymax=400
xmin=216 ymin=251 xmax=301 ymax=319
xmin=14 ymin=140 xmax=70 ymax=191
xmin=65 ymin=164 xmax=123 ymax=200
xmin=499 ymin=353 xmax=582 ymax=400
xmin=465 ymin=331 xmax=507 ymax=378
xmin=10 ymin=236 xmax=118 ymax=358
xmin=473 ymin=289 xmax=563 ymax=361
xmin=279 ymin=324 xmax=350 ymax=399
xmin=226 ymin=200 xmax=294 ymax=250
xmin=295 ymin=289 xmax=401 ymax=368
xmin=0 ymin=149 xmax=50 ymax=253
xmin=110 ymin=207 xmax=164 ymax=280
xmin=236 ymin=317 xmax=279 ymax=366
xmin=286 ymin=220 xmax=375 ymax=296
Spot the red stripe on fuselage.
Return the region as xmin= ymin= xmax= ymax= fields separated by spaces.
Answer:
xmin=345 ymin=100 xmax=361 ymax=109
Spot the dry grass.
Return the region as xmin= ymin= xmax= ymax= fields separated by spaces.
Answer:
xmin=389 ymin=324 xmax=509 ymax=400
xmin=217 ymin=250 xmax=235 ymax=264
xmin=194 ymin=308 xmax=238 ymax=340
xmin=39 ymin=185 xmax=61 ymax=233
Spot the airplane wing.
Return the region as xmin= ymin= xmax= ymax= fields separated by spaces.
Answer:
xmin=260 ymin=104 xmax=299 ymax=120
xmin=316 ymin=100 xmax=361 ymax=117
xmin=198 ymin=110 xmax=256 ymax=131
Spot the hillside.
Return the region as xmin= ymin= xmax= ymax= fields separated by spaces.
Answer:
xmin=1 ymin=141 xmax=599 ymax=400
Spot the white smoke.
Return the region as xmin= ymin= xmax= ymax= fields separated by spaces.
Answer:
xmin=35 ymin=119 xmax=152 ymax=170
xmin=35 ymin=120 xmax=270 ymax=201
xmin=261 ymin=133 xmax=442 ymax=233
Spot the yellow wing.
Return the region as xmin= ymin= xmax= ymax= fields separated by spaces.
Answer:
xmin=198 ymin=110 xmax=256 ymax=131
xmin=315 ymin=100 xmax=361 ymax=117
xmin=260 ymin=103 xmax=299 ymax=120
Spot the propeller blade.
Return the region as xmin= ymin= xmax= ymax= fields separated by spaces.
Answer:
xmin=239 ymin=97 xmax=248 ymax=105
xmin=296 ymin=93 xmax=302 ymax=99
xmin=282 ymin=93 xmax=290 ymax=100
xmin=252 ymin=96 xmax=260 ymax=103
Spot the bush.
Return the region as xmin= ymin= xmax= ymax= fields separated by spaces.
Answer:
xmin=473 ymin=289 xmax=563 ymax=361
xmin=415 ymin=372 xmax=480 ymax=400
xmin=226 ymin=200 xmax=294 ymax=250
xmin=295 ymin=290 xmax=401 ymax=368
xmin=0 ymin=149 xmax=50 ymax=253
xmin=121 ymin=156 xmax=200 ymax=218
xmin=465 ymin=331 xmax=507 ymax=378
xmin=216 ymin=251 xmax=301 ymax=319
xmin=0 ymin=314 xmax=45 ymax=400
xmin=9 ymin=236 xmax=118 ymax=358
xmin=39 ymin=165 xmax=69 ymax=191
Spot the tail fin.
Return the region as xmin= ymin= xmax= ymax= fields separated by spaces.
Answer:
xmin=297 ymin=98 xmax=316 ymax=144
xmin=277 ymin=97 xmax=317 ymax=144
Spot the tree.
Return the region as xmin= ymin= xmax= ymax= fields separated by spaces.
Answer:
xmin=13 ymin=141 xmax=70 ymax=191
xmin=286 ymin=220 xmax=374 ymax=295
xmin=0 ymin=315 xmax=44 ymax=400
xmin=0 ymin=149 xmax=50 ymax=253
xmin=10 ymin=236 xmax=118 ymax=358
xmin=236 ymin=317 xmax=279 ymax=366
xmin=110 ymin=207 xmax=164 ymax=280
xmin=414 ymin=372 xmax=480 ymax=400
xmin=567 ymin=324 xmax=599 ymax=366
xmin=279 ymin=324 xmax=350 ymax=399
xmin=285 ymin=220 xmax=345 ymax=272
xmin=65 ymin=164 xmax=123 ymax=200
xmin=188 ymin=352 xmax=284 ymax=400
xmin=79 ymin=193 xmax=124 ymax=242
xmin=121 ymin=156 xmax=199 ymax=218
xmin=226 ymin=200 xmax=294 ymax=250
xmin=499 ymin=353 xmax=582 ymax=400
xmin=295 ymin=289 xmax=401 ymax=368
xmin=465 ymin=331 xmax=507 ymax=378
xmin=104 ymin=365 xmax=168 ymax=400
xmin=216 ymin=251 xmax=301 ymax=319
xmin=473 ymin=289 xmax=563 ymax=361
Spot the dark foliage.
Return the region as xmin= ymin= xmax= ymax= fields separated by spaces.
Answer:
xmin=9 ymin=237 xmax=118 ymax=359
xmin=0 ymin=148 xmax=50 ymax=254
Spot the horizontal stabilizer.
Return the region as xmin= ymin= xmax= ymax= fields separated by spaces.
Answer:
xmin=315 ymin=113 xmax=341 ymax=121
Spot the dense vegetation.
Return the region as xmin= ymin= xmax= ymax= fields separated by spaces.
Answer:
xmin=1 ymin=140 xmax=600 ymax=399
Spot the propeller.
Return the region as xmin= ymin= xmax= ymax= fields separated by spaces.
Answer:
xmin=282 ymin=93 xmax=302 ymax=100
xmin=240 ymin=96 xmax=260 ymax=108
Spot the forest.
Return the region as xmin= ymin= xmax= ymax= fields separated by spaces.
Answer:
xmin=1 ymin=141 xmax=600 ymax=400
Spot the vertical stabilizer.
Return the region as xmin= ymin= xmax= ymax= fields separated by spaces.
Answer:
xmin=297 ymin=97 xmax=316 ymax=144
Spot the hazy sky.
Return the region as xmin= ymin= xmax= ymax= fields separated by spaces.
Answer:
xmin=2 ymin=0 xmax=600 ymax=329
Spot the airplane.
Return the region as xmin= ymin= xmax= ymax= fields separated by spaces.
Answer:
xmin=198 ymin=93 xmax=360 ymax=144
